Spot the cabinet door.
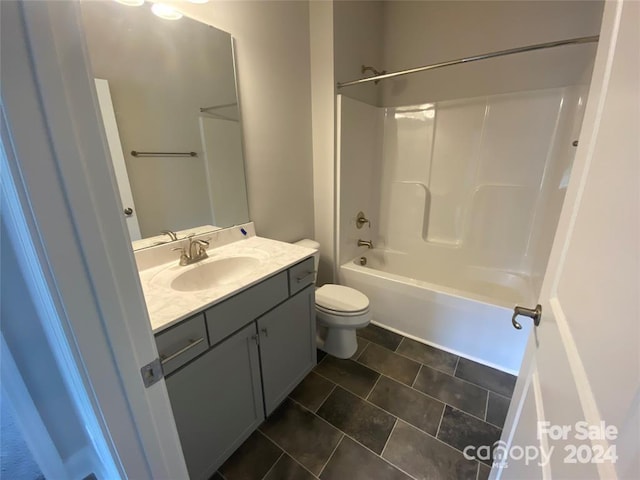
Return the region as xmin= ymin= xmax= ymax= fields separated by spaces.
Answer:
xmin=258 ymin=285 xmax=316 ymax=415
xmin=165 ymin=323 xmax=263 ymax=480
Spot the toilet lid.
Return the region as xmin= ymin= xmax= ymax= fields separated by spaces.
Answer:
xmin=316 ymin=285 xmax=369 ymax=313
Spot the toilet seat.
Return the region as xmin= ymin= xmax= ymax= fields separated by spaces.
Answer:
xmin=316 ymin=304 xmax=369 ymax=317
xmin=316 ymin=284 xmax=369 ymax=315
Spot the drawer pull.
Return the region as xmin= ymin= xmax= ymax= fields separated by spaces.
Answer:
xmin=296 ymin=271 xmax=316 ymax=283
xmin=160 ymin=337 xmax=205 ymax=365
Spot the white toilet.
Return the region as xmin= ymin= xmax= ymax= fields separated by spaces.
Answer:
xmin=294 ymin=239 xmax=371 ymax=359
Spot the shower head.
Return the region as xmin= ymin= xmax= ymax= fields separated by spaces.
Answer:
xmin=361 ymin=65 xmax=387 ymax=84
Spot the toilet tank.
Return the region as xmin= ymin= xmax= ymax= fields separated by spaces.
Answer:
xmin=294 ymin=239 xmax=320 ymax=284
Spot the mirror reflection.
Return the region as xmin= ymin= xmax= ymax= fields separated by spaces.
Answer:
xmin=80 ymin=0 xmax=249 ymax=243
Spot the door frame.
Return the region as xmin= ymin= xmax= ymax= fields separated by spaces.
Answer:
xmin=2 ymin=1 xmax=187 ymax=478
xmin=93 ymin=77 xmax=143 ymax=241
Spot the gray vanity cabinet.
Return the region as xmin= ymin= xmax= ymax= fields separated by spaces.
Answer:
xmin=158 ymin=258 xmax=316 ymax=479
xmin=165 ymin=322 xmax=264 ymax=480
xmin=258 ymin=285 xmax=316 ymax=415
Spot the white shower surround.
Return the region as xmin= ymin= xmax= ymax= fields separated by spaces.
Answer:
xmin=337 ymin=87 xmax=587 ymax=372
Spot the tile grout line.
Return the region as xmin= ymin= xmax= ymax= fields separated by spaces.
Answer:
xmin=355 ymin=338 xmax=437 ymax=372
xmin=314 ymin=360 xmax=495 ymax=427
xmin=484 ymin=391 xmax=490 ymax=422
xmin=258 ymin=451 xmax=284 ymax=480
xmin=365 ymin=324 xmax=517 ymax=393
xmin=311 ymin=370 xmax=371 ymax=401
xmin=286 ymin=392 xmax=468 ymax=480
xmin=356 ymin=339 xmax=499 ymax=391
xmin=256 ymin=429 xmax=321 ymax=479
xmin=314 ymin=383 xmax=337 ymax=413
xmin=380 ymin=418 xmax=398 ymax=457
xmin=363 ymin=327 xmax=500 ymax=384
xmin=485 ymin=416 xmax=507 ymax=430
xmin=377 ymin=420 xmax=425 ymax=480
xmin=352 ymin=350 xmax=421 ymax=388
xmin=392 ymin=348 xmax=460 ymax=377
xmin=411 ymin=364 xmax=422 ymax=388
xmin=453 ymin=358 xmax=517 ymax=398
xmin=400 ymin=416 xmax=488 ymax=461
xmin=435 ymin=403 xmax=446 ymax=439
xmin=357 ymin=334 xmax=404 ymax=356
xmin=291 ymin=382 xmax=484 ymax=464
xmin=317 ymin=434 xmax=344 ymax=477
xmin=490 ymin=390 xmax=513 ymax=401
xmin=355 ymin=340 xmax=371 ymax=361
xmin=365 ymin=373 xmax=383 ymax=400
xmin=442 ymin=398 xmax=500 ymax=430
xmin=414 ymin=361 xmax=505 ymax=406
xmin=286 ymin=396 xmax=416 ymax=478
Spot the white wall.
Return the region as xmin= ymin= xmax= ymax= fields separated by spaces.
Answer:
xmin=333 ymin=1 xmax=384 ymax=106
xmin=309 ymin=0 xmax=337 ymax=285
xmin=380 ymin=1 xmax=603 ymax=106
xmin=163 ymin=1 xmax=315 ymax=242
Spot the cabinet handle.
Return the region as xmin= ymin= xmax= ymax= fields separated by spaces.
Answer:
xmin=160 ymin=337 xmax=205 ymax=365
xmin=296 ymin=271 xmax=316 ymax=283
xmin=261 ymin=327 xmax=269 ymax=337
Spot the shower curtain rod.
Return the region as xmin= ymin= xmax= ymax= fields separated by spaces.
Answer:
xmin=337 ymin=35 xmax=599 ymax=89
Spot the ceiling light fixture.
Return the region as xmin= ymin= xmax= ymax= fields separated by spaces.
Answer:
xmin=151 ymin=3 xmax=183 ymax=20
xmin=114 ymin=0 xmax=144 ymax=6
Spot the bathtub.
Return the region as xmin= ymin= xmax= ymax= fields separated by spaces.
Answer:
xmin=339 ymin=249 xmax=533 ymax=374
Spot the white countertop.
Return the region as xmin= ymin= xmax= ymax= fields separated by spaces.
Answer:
xmin=138 ymin=236 xmax=315 ymax=333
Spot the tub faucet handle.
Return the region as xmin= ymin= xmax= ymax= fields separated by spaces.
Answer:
xmin=356 ymin=211 xmax=371 ymax=229
xmin=358 ymin=239 xmax=373 ymax=249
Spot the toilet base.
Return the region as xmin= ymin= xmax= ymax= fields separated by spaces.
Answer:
xmin=317 ymin=325 xmax=358 ymax=359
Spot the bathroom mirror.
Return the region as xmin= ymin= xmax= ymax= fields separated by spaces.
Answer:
xmin=80 ymin=1 xmax=249 ymax=245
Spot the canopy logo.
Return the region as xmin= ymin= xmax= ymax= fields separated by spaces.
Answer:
xmin=463 ymin=421 xmax=618 ymax=469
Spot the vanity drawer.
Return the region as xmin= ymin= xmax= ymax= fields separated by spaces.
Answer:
xmin=205 ymin=271 xmax=288 ymax=346
xmin=288 ymin=257 xmax=315 ymax=296
xmin=156 ymin=313 xmax=208 ymax=376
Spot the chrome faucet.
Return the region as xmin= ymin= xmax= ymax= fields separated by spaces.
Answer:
xmin=173 ymin=237 xmax=210 ymax=266
xmin=358 ymin=239 xmax=373 ymax=249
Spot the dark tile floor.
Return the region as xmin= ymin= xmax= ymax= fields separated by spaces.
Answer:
xmin=214 ymin=324 xmax=517 ymax=480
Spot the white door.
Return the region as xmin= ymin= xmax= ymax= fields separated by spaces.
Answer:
xmin=94 ymin=78 xmax=142 ymax=240
xmin=497 ymin=1 xmax=639 ymax=478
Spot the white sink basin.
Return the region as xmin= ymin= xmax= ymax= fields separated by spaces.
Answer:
xmin=170 ymin=256 xmax=261 ymax=292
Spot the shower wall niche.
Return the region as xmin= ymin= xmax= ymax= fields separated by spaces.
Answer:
xmin=338 ymin=85 xmax=587 ymax=299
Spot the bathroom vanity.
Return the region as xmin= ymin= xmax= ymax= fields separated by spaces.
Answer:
xmin=136 ymin=228 xmax=316 ymax=480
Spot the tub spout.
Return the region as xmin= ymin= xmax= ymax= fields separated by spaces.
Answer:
xmin=358 ymin=239 xmax=373 ymax=249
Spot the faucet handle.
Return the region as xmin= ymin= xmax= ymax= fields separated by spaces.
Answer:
xmin=356 ymin=211 xmax=371 ymax=229
xmin=172 ymin=246 xmax=189 ymax=266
